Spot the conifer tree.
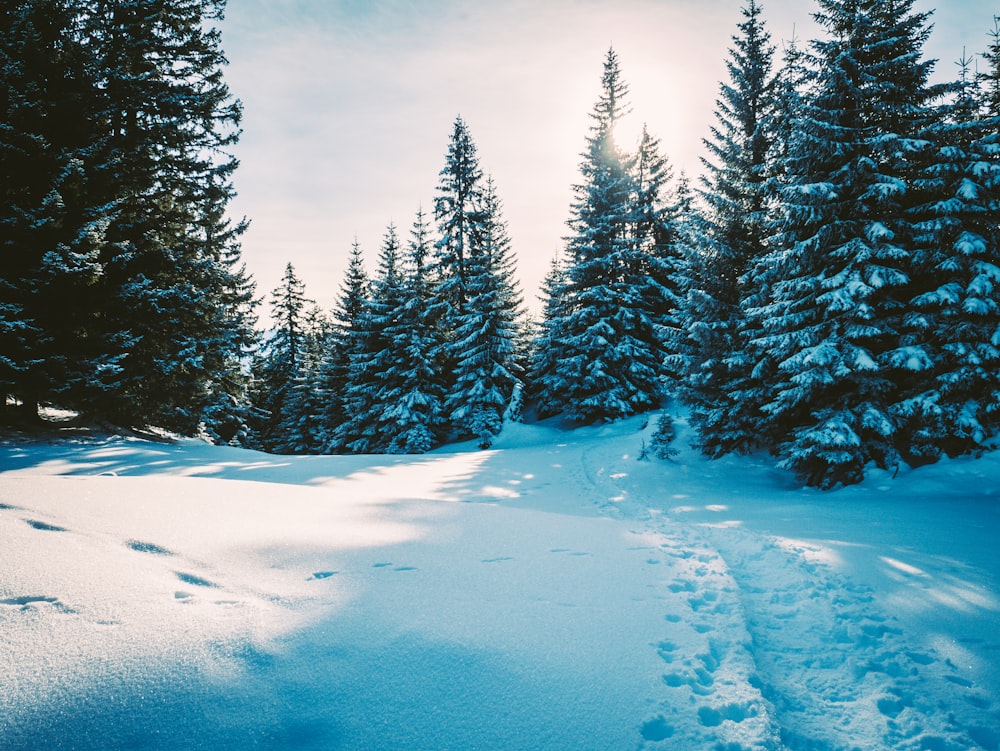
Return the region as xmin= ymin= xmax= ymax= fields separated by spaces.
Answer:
xmin=275 ymin=305 xmax=331 ymax=454
xmin=0 ymin=0 xmax=114 ymax=422
xmin=527 ymin=254 xmax=570 ymax=419
xmin=248 ymin=263 xmax=311 ymax=452
xmin=753 ymin=0 xmax=940 ymax=487
xmin=323 ymin=239 xmax=368 ymax=452
xmin=433 ymin=116 xmax=487 ymax=321
xmin=892 ymin=29 xmax=1000 ymax=462
xmin=680 ymin=0 xmax=777 ymax=455
xmin=377 ymin=209 xmax=447 ymax=453
xmin=86 ymin=0 xmax=256 ymax=436
xmin=334 ymin=226 xmax=403 ymax=453
xmin=534 ymin=48 xmax=670 ymax=423
xmin=445 ymin=179 xmax=526 ymax=447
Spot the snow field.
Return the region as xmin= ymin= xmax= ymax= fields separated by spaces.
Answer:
xmin=1 ymin=417 xmax=999 ymax=750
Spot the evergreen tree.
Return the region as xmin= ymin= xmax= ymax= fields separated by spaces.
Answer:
xmin=679 ymin=0 xmax=777 ymax=456
xmin=977 ymin=17 xmax=1000 ymax=116
xmin=629 ymin=124 xmax=687 ymax=383
xmin=445 ymin=179 xmax=526 ymax=447
xmin=334 ymin=226 xmax=403 ymax=453
xmin=276 ymin=305 xmax=332 ymax=454
xmin=433 ymin=115 xmax=487 ymax=321
xmin=248 ymin=263 xmax=311 ymax=452
xmin=86 ymin=0 xmax=256 ymax=436
xmin=377 ymin=208 xmax=446 ymax=453
xmin=753 ymin=0 xmax=940 ymax=487
xmin=0 ymin=0 xmax=114 ymax=422
xmin=323 ymin=238 xmax=368 ymax=452
xmin=533 ymin=48 xmax=670 ymax=423
xmin=892 ymin=31 xmax=1000 ymax=462
xmin=527 ymin=254 xmax=570 ymax=419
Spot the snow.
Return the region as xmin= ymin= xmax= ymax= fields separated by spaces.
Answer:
xmin=2 ymin=417 xmax=999 ymax=750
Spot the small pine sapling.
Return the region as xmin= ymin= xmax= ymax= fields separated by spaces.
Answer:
xmin=649 ymin=413 xmax=678 ymax=460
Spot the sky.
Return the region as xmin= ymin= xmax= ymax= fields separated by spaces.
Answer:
xmin=220 ymin=0 xmax=997 ymax=320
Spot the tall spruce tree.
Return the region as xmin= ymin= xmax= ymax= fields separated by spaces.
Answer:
xmin=527 ymin=254 xmax=570 ymax=419
xmin=86 ymin=0 xmax=255 ymax=436
xmin=752 ymin=0 xmax=940 ymax=487
xmin=890 ymin=27 xmax=1000 ymax=462
xmin=680 ymin=0 xmax=776 ymax=456
xmin=333 ymin=226 xmax=404 ymax=453
xmin=445 ymin=179 xmax=526 ymax=447
xmin=376 ymin=209 xmax=446 ymax=453
xmin=0 ymin=0 xmax=114 ymax=422
xmin=323 ymin=238 xmax=368 ymax=452
xmin=433 ymin=116 xmax=486 ymax=320
xmin=533 ymin=48 xmax=670 ymax=423
xmin=247 ymin=263 xmax=311 ymax=452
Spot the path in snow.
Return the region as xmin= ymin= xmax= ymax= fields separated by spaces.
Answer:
xmin=568 ymin=420 xmax=1000 ymax=751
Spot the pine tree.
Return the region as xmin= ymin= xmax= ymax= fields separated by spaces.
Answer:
xmin=978 ymin=17 xmax=1000 ymax=116
xmin=276 ymin=305 xmax=332 ymax=454
xmin=323 ymin=238 xmax=368 ymax=452
xmin=433 ymin=115 xmax=487 ymax=321
xmin=445 ymin=179 xmax=526 ymax=448
xmin=0 ymin=0 xmax=114 ymax=422
xmin=629 ymin=124 xmax=687 ymax=384
xmin=753 ymin=0 xmax=940 ymax=487
xmin=334 ymin=226 xmax=403 ymax=453
xmin=533 ymin=48 xmax=669 ymax=423
xmin=248 ymin=263 xmax=311 ymax=452
xmin=527 ymin=254 xmax=570 ymax=419
xmin=85 ymin=0 xmax=256 ymax=436
xmin=891 ymin=29 xmax=1000 ymax=462
xmin=371 ymin=209 xmax=447 ymax=453
xmin=679 ymin=0 xmax=777 ymax=456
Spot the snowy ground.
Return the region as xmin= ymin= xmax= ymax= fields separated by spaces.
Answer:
xmin=1 ymin=416 xmax=999 ymax=750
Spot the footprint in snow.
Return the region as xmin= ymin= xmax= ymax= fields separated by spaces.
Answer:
xmin=175 ymin=572 xmax=217 ymax=588
xmin=639 ymin=716 xmax=674 ymax=742
xmin=126 ymin=540 xmax=173 ymax=556
xmin=0 ymin=595 xmax=76 ymax=614
xmin=308 ymin=571 xmax=337 ymax=580
xmin=25 ymin=519 xmax=67 ymax=532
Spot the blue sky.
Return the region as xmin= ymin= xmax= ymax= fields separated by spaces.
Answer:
xmin=220 ymin=0 xmax=997 ymax=319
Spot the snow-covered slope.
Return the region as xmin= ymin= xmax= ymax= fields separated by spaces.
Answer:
xmin=1 ymin=418 xmax=998 ymax=750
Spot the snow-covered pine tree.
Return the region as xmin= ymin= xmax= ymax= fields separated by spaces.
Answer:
xmin=433 ymin=115 xmax=487 ymax=322
xmin=86 ymin=0 xmax=256 ymax=436
xmin=534 ymin=48 xmax=670 ymax=423
xmin=322 ymin=238 xmax=368 ymax=452
xmin=0 ymin=0 xmax=116 ymax=423
xmin=629 ymin=125 xmax=687 ymax=381
xmin=334 ymin=225 xmax=405 ymax=454
xmin=247 ymin=262 xmax=312 ymax=452
xmin=275 ymin=305 xmax=333 ymax=454
xmin=679 ymin=0 xmax=777 ymax=456
xmin=752 ymin=0 xmax=940 ymax=487
xmin=445 ymin=178 xmax=526 ymax=448
xmin=376 ymin=209 xmax=447 ymax=453
xmin=527 ymin=254 xmax=570 ymax=419
xmin=891 ymin=30 xmax=1000 ymax=462
xmin=977 ymin=17 xmax=1000 ymax=116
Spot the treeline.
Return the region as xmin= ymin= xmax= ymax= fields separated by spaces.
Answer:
xmin=255 ymin=0 xmax=1000 ymax=488
xmin=0 ymin=0 xmax=256 ymax=441
xmin=248 ymin=117 xmax=526 ymax=453
xmin=5 ymin=0 xmax=1000 ymax=488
